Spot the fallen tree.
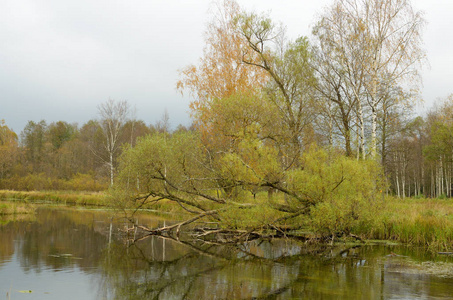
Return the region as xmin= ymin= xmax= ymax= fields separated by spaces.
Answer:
xmin=112 ymin=131 xmax=385 ymax=243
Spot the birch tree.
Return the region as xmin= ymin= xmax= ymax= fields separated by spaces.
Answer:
xmin=360 ymin=0 xmax=426 ymax=158
xmin=314 ymin=0 xmax=426 ymax=159
xmin=98 ymin=99 xmax=129 ymax=186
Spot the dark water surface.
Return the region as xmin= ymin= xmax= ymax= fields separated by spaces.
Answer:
xmin=1 ymin=207 xmax=453 ymax=299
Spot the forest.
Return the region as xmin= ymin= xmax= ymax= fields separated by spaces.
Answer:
xmin=2 ymin=0 xmax=453 ymax=242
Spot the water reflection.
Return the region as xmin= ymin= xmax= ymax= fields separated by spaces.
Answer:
xmin=0 ymin=208 xmax=453 ymax=299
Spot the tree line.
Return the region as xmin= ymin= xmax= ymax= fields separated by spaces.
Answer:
xmin=0 ymin=102 xmax=191 ymax=191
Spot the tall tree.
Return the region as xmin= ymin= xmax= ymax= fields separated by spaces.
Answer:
xmin=177 ymin=0 xmax=268 ymax=148
xmin=376 ymin=82 xmax=413 ymax=169
xmin=314 ymin=0 xmax=426 ymax=159
xmin=0 ymin=120 xmax=18 ymax=179
xmin=155 ymin=109 xmax=171 ymax=134
xmin=360 ymin=0 xmax=426 ymax=158
xmin=237 ymin=13 xmax=317 ymax=165
xmin=47 ymin=121 xmax=75 ymax=151
xmin=312 ymin=25 xmax=361 ymax=156
xmin=423 ymin=96 xmax=453 ymax=198
xmin=98 ymin=99 xmax=130 ymax=186
xmin=73 ymin=120 xmax=105 ymax=175
xmin=46 ymin=121 xmax=77 ymax=178
xmin=20 ymin=120 xmax=48 ymax=173
xmin=313 ymin=1 xmax=371 ymax=159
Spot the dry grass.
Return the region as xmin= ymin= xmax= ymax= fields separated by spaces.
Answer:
xmin=0 ymin=190 xmax=109 ymax=206
xmin=355 ymin=197 xmax=453 ymax=251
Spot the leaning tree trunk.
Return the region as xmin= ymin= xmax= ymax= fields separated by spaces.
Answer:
xmin=110 ymin=152 xmax=114 ymax=186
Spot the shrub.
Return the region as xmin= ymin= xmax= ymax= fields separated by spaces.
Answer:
xmin=289 ymin=146 xmax=386 ymax=236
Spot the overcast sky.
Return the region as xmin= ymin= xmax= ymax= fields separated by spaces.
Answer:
xmin=1 ymin=0 xmax=452 ymax=133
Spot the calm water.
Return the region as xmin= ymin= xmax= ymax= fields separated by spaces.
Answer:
xmin=1 ymin=207 xmax=453 ymax=299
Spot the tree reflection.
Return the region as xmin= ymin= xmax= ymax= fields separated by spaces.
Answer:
xmin=98 ymin=233 xmax=453 ymax=299
xmin=99 ymin=235 xmax=304 ymax=299
xmin=1 ymin=208 xmax=453 ymax=299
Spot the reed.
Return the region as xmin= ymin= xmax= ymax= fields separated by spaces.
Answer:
xmin=0 ymin=190 xmax=108 ymax=206
xmin=354 ymin=197 xmax=453 ymax=251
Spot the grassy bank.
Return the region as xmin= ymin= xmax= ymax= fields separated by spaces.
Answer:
xmin=354 ymin=197 xmax=453 ymax=252
xmin=2 ymin=189 xmax=453 ymax=252
xmin=115 ymin=192 xmax=453 ymax=251
xmin=0 ymin=190 xmax=109 ymax=206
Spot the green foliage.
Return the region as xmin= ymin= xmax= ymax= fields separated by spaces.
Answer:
xmin=47 ymin=121 xmax=76 ymax=150
xmin=297 ymin=146 xmax=384 ymax=202
xmin=21 ymin=120 xmax=48 ymax=170
xmin=116 ymin=131 xmax=214 ymax=210
xmin=423 ymin=121 xmax=453 ymax=161
xmin=219 ymin=122 xmax=282 ymax=188
xmin=218 ymin=201 xmax=282 ymax=230
xmin=288 ymin=145 xmax=385 ymax=235
xmin=116 ymin=132 xmax=386 ymax=236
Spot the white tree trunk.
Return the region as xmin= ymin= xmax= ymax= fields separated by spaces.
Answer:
xmin=371 ymin=103 xmax=377 ymax=159
xmin=358 ymin=101 xmax=366 ymax=160
xmin=370 ymin=70 xmax=377 ymax=159
xmin=110 ymin=153 xmax=114 ymax=186
xmin=396 ymin=171 xmax=400 ymax=198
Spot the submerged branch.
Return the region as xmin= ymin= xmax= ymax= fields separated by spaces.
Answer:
xmin=132 ymin=210 xmax=220 ymax=240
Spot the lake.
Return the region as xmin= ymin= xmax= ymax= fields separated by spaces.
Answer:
xmin=1 ymin=207 xmax=453 ymax=299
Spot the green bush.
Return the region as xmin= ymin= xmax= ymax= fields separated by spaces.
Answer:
xmin=289 ymin=146 xmax=386 ymax=236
